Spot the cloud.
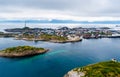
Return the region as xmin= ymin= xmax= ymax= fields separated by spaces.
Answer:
xmin=0 ymin=0 xmax=120 ymax=21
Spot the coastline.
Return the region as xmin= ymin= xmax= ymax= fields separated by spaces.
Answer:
xmin=64 ymin=61 xmax=120 ymax=77
xmin=0 ymin=48 xmax=49 ymax=58
xmin=15 ymin=37 xmax=82 ymax=43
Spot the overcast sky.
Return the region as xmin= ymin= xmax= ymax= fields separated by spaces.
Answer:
xmin=0 ymin=0 xmax=120 ymax=21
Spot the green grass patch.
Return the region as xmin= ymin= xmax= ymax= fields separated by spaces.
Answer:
xmin=73 ymin=61 xmax=120 ymax=77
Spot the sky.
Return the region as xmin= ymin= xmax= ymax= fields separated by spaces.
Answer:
xmin=0 ymin=0 xmax=120 ymax=21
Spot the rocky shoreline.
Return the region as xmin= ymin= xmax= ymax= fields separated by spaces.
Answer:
xmin=64 ymin=61 xmax=120 ymax=77
xmin=15 ymin=38 xmax=82 ymax=43
xmin=0 ymin=46 xmax=49 ymax=58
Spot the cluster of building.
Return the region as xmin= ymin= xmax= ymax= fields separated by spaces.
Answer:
xmin=4 ymin=26 xmax=120 ymax=39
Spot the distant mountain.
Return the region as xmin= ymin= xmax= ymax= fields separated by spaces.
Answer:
xmin=0 ymin=19 xmax=120 ymax=24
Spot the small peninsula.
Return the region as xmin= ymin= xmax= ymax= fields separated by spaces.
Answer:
xmin=0 ymin=46 xmax=49 ymax=58
xmin=16 ymin=34 xmax=82 ymax=43
xmin=64 ymin=61 xmax=120 ymax=77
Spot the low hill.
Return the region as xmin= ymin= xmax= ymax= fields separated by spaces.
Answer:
xmin=64 ymin=61 xmax=120 ymax=77
xmin=0 ymin=46 xmax=49 ymax=58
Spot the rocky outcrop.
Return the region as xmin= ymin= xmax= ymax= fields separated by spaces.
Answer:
xmin=0 ymin=46 xmax=49 ymax=58
xmin=64 ymin=61 xmax=120 ymax=77
xmin=64 ymin=70 xmax=85 ymax=77
xmin=0 ymin=49 xmax=49 ymax=58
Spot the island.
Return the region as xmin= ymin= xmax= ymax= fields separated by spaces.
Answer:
xmin=64 ymin=61 xmax=120 ymax=77
xmin=0 ymin=46 xmax=49 ymax=58
xmin=15 ymin=34 xmax=82 ymax=43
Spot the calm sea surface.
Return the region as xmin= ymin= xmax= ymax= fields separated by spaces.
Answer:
xmin=0 ymin=37 xmax=120 ymax=77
